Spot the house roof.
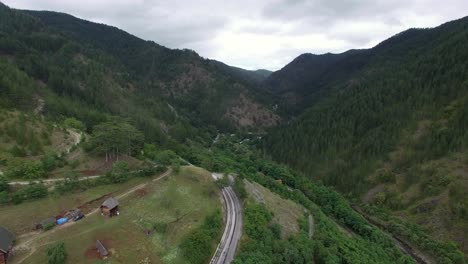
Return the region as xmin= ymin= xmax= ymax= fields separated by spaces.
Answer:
xmin=95 ymin=240 xmax=108 ymax=256
xmin=0 ymin=227 xmax=14 ymax=253
xmin=101 ymin=197 xmax=119 ymax=210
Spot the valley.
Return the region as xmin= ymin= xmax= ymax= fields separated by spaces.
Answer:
xmin=0 ymin=1 xmax=467 ymax=263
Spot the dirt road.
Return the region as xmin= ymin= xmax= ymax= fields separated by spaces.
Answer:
xmin=8 ymin=175 xmax=103 ymax=186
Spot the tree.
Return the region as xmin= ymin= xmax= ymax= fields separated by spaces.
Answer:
xmin=87 ymin=121 xmax=144 ymax=160
xmin=107 ymin=161 xmax=129 ymax=183
xmin=47 ymin=241 xmax=67 ymax=264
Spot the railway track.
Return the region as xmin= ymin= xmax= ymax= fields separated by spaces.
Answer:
xmin=210 ymin=186 xmax=242 ymax=264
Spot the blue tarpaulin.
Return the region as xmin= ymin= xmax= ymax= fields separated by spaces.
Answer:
xmin=56 ymin=218 xmax=68 ymax=225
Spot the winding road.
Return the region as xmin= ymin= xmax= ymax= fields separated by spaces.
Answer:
xmin=210 ymin=186 xmax=243 ymax=264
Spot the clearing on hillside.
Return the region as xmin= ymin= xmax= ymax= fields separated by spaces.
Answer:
xmin=244 ymin=179 xmax=306 ymax=238
xmin=9 ymin=166 xmax=220 ymax=264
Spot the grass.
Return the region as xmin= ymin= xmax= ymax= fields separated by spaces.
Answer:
xmin=0 ymin=177 xmax=149 ymax=235
xmin=244 ymin=179 xmax=305 ymax=239
xmin=10 ymin=166 xmax=220 ymax=264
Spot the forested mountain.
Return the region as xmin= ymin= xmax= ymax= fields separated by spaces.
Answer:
xmin=264 ymin=16 xmax=468 ymax=252
xmin=0 ymin=3 xmax=279 ymax=151
xmin=208 ymin=60 xmax=272 ymax=84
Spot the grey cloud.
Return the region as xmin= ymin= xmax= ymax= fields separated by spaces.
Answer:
xmin=3 ymin=0 xmax=468 ymax=70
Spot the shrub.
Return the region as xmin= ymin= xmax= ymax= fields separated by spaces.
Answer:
xmin=0 ymin=175 xmax=9 ymax=192
xmin=11 ymin=183 xmax=48 ymax=204
xmin=47 ymin=241 xmax=67 ymax=264
xmin=107 ymin=161 xmax=129 ymax=183
xmin=41 ymin=153 xmax=65 ymax=172
xmin=180 ymin=210 xmax=222 ymax=264
xmin=43 ymin=222 xmax=56 ymax=231
xmin=5 ymin=159 xmax=46 ymax=179
xmin=63 ymin=117 xmax=85 ymax=131
xmin=55 ymin=174 xmax=81 ymax=194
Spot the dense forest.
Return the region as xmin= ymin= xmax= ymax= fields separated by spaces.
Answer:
xmin=0 ymin=3 xmax=278 ymax=151
xmin=264 ymin=16 xmax=468 ymax=253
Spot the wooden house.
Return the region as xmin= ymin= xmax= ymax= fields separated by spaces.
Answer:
xmin=100 ymin=197 xmax=119 ymax=217
xmin=0 ymin=227 xmax=14 ymax=264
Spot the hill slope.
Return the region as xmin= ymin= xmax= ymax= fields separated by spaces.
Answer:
xmin=264 ymin=16 xmax=468 ymax=253
xmin=0 ymin=3 xmax=278 ymax=147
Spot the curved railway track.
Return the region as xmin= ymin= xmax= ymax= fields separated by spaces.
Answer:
xmin=210 ymin=186 xmax=243 ymax=264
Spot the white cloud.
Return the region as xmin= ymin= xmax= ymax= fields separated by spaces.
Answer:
xmin=3 ymin=0 xmax=468 ymax=70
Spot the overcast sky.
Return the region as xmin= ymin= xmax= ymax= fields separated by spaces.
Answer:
xmin=3 ymin=0 xmax=468 ymax=70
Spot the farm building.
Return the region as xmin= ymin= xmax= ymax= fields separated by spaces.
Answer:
xmin=100 ymin=197 xmax=119 ymax=217
xmin=0 ymin=227 xmax=15 ymax=264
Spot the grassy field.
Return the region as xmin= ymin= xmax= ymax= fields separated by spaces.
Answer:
xmin=9 ymin=166 xmax=220 ymax=264
xmin=244 ymin=179 xmax=305 ymax=238
xmin=0 ymin=177 xmax=150 ymax=235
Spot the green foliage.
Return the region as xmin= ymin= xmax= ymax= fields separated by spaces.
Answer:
xmin=47 ymin=241 xmax=67 ymax=264
xmin=43 ymin=222 xmax=56 ymax=231
xmin=233 ymin=203 xmax=315 ymax=264
xmin=180 ymin=210 xmax=222 ymax=264
xmin=265 ymin=17 xmax=468 ymax=196
xmin=11 ymin=183 xmax=48 ymax=204
xmin=63 ymin=117 xmax=84 ymax=130
xmin=157 ymin=150 xmax=180 ymax=166
xmin=0 ymin=175 xmax=9 ymax=192
xmin=186 ymin=135 xmax=465 ymax=263
xmin=233 ymin=176 xmax=247 ymax=200
xmin=363 ymin=205 xmax=466 ymax=264
xmin=87 ymin=121 xmax=144 ymax=157
xmin=5 ymin=159 xmax=46 ymax=179
xmin=9 ymin=145 xmax=26 ymax=157
xmin=55 ymin=174 xmax=82 ymax=194
xmin=41 ymin=152 xmax=65 ymax=172
xmin=107 ymin=161 xmax=130 ymax=183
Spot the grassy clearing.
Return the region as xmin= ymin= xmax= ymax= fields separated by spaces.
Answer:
xmin=10 ymin=166 xmax=220 ymax=264
xmin=0 ymin=177 xmax=149 ymax=235
xmin=244 ymin=179 xmax=305 ymax=239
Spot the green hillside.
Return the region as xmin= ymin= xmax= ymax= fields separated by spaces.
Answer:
xmin=265 ymin=16 xmax=468 ymax=254
xmin=0 ymin=4 xmax=278 ymax=150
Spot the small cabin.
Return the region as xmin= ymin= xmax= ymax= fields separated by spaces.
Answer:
xmin=100 ymin=197 xmax=119 ymax=217
xmin=0 ymin=227 xmax=15 ymax=264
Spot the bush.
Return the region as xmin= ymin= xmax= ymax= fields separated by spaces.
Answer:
xmin=11 ymin=183 xmax=48 ymax=204
xmin=233 ymin=177 xmax=247 ymax=200
xmin=0 ymin=191 xmax=9 ymax=204
xmin=55 ymin=174 xmax=82 ymax=194
xmin=63 ymin=117 xmax=85 ymax=131
xmin=180 ymin=210 xmax=222 ymax=264
xmin=43 ymin=222 xmax=56 ymax=231
xmin=47 ymin=241 xmax=67 ymax=264
xmin=5 ymin=159 xmax=46 ymax=179
xmin=41 ymin=152 xmax=65 ymax=172
xmin=107 ymin=161 xmax=129 ymax=183
xmin=9 ymin=145 xmax=26 ymax=157
xmin=0 ymin=175 xmax=9 ymax=192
